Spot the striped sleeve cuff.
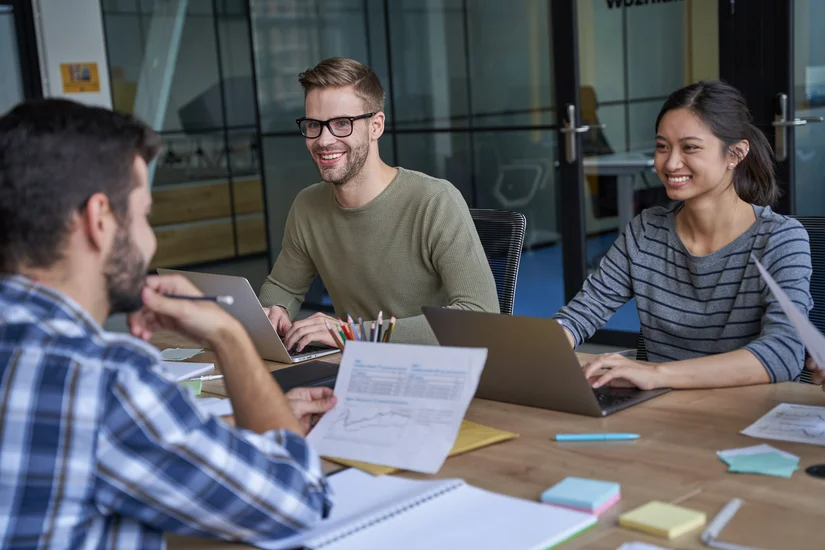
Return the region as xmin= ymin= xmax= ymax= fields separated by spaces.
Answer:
xmin=552 ymin=316 xmax=583 ymax=348
xmin=743 ymin=340 xmax=803 ymax=383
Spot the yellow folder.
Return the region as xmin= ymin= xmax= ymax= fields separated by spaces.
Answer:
xmin=325 ymin=420 xmax=518 ymax=476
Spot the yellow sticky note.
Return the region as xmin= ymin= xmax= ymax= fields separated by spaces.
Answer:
xmin=619 ymin=501 xmax=706 ymax=540
xmin=326 ymin=420 xmax=518 ymax=476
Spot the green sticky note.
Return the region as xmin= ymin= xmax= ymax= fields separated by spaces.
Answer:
xmin=179 ymin=380 xmax=202 ymax=395
xmin=725 ymin=452 xmax=799 ymax=477
xmin=728 ymin=464 xmax=799 ymax=478
xmin=726 ymin=452 xmax=799 ymax=469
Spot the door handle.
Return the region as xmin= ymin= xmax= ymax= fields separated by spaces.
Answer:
xmin=560 ymin=104 xmax=605 ymax=163
xmin=773 ymin=93 xmax=825 ymax=161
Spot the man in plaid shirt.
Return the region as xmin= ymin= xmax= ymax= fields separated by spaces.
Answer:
xmin=0 ymin=99 xmax=335 ymax=549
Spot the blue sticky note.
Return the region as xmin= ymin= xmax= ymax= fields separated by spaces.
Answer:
xmin=541 ymin=477 xmax=620 ymax=511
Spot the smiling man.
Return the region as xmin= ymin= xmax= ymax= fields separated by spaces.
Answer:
xmin=259 ymin=57 xmax=499 ymax=350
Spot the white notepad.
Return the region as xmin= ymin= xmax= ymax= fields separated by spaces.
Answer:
xmin=273 ymin=469 xmax=596 ymax=550
xmin=159 ymin=361 xmax=214 ymax=382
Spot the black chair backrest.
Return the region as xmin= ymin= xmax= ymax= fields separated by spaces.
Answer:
xmin=793 ymin=216 xmax=825 ymax=384
xmin=470 ymin=209 xmax=526 ymax=315
xmin=635 ymin=332 xmax=648 ymax=362
xmin=636 ymin=216 xmax=824 ymax=381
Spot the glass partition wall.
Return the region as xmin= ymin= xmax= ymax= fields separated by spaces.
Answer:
xmin=99 ymin=0 xmax=732 ymax=347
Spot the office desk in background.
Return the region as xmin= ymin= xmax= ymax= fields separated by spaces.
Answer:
xmin=151 ymin=332 xmax=825 ymax=550
xmin=583 ymin=150 xmax=656 ymax=229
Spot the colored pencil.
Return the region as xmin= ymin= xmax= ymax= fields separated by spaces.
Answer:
xmin=376 ymin=311 xmax=383 ymax=342
xmin=324 ymin=320 xmax=345 ymax=350
xmin=382 ymin=316 xmax=396 ymax=342
xmin=347 ymin=315 xmax=360 ymax=341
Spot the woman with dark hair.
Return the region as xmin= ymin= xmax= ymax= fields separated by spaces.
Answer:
xmin=553 ymin=80 xmax=813 ymax=390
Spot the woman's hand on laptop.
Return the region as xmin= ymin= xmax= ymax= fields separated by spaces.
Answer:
xmin=582 ymin=354 xmax=664 ymax=391
xmin=263 ymin=306 xmax=292 ymax=335
xmin=285 ymin=386 xmax=337 ymax=435
xmin=284 ymin=312 xmax=340 ymax=352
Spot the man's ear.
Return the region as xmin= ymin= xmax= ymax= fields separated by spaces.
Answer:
xmin=370 ymin=111 xmax=386 ymax=141
xmin=79 ymin=192 xmax=117 ymax=253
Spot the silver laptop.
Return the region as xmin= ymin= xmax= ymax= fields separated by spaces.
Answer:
xmin=157 ymin=269 xmax=340 ymax=363
xmin=423 ymin=307 xmax=670 ymax=417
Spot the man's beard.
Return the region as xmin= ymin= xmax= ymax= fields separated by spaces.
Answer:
xmin=315 ymin=138 xmax=370 ymax=186
xmin=104 ymin=223 xmax=147 ymax=315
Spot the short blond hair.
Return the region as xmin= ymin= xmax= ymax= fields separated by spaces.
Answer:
xmin=298 ymin=57 xmax=385 ymax=113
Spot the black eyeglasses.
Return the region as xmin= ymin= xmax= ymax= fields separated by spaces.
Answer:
xmin=296 ymin=113 xmax=374 ymax=139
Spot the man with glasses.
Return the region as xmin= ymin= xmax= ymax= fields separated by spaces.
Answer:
xmin=260 ymin=57 xmax=499 ymax=349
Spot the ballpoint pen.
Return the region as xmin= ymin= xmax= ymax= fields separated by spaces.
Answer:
xmin=187 ymin=374 xmax=225 ymax=381
xmin=701 ymin=498 xmax=763 ymax=550
xmin=555 ymin=433 xmax=640 ymax=441
xmin=164 ymin=294 xmax=234 ymax=305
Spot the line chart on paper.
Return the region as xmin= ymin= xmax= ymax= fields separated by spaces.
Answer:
xmin=742 ymin=403 xmax=825 ymax=446
xmin=324 ymin=405 xmax=414 ymax=446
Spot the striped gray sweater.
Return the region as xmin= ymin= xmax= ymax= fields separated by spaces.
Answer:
xmin=553 ymin=204 xmax=813 ymax=382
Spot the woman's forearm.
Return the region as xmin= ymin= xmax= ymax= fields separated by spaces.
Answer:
xmin=656 ymin=348 xmax=771 ymax=389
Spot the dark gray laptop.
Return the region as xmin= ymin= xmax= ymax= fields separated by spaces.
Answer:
xmin=423 ymin=307 xmax=670 ymax=417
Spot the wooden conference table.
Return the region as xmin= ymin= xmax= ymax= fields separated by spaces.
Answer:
xmin=155 ymin=332 xmax=825 ymax=550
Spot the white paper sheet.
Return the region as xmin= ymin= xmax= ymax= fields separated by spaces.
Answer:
xmin=307 ymin=341 xmax=487 ymax=474
xmin=741 ymin=403 xmax=825 ymax=446
xmin=716 ymin=443 xmax=799 ymax=462
xmin=160 ymin=361 xmax=213 ymax=382
xmin=751 ymin=254 xmax=825 ymax=370
xmin=160 ymin=347 xmax=204 ymax=361
xmin=195 ymin=397 xmax=233 ymax=417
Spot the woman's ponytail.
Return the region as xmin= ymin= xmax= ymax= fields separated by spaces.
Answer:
xmin=733 ymin=124 xmax=779 ymax=206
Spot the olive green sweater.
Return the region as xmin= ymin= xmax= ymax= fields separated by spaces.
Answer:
xmin=259 ymin=168 xmax=499 ymax=344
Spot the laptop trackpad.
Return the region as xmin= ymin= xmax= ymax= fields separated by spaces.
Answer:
xmin=593 ymin=386 xmax=668 ymax=412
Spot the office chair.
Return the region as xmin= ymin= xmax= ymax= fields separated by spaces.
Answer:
xmin=470 ymin=209 xmax=527 ymax=315
xmin=636 ymin=216 xmax=823 ymax=382
xmin=794 ymin=216 xmax=824 ymax=384
xmin=635 ymin=332 xmax=648 ymax=362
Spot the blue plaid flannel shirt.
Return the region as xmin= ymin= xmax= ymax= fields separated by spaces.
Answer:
xmin=0 ymin=275 xmax=332 ymax=549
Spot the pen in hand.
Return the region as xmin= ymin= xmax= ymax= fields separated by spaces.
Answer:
xmin=163 ymin=294 xmax=234 ymax=306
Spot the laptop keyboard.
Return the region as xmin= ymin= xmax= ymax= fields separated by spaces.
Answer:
xmin=288 ymin=343 xmax=335 ymax=356
xmin=594 ymin=388 xmax=639 ymax=409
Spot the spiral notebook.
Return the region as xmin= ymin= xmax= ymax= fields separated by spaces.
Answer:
xmin=273 ymin=468 xmax=597 ymax=550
